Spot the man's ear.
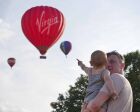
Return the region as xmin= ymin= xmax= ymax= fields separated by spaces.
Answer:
xmin=121 ymin=63 xmax=125 ymax=69
xmin=90 ymin=61 xmax=92 ymax=66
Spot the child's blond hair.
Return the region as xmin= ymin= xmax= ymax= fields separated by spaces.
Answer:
xmin=90 ymin=50 xmax=107 ymax=68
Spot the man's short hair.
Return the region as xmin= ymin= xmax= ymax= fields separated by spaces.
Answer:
xmin=107 ymin=50 xmax=125 ymax=63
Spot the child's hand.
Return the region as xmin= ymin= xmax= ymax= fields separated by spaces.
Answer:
xmin=76 ymin=59 xmax=82 ymax=66
xmin=111 ymin=90 xmax=118 ymax=100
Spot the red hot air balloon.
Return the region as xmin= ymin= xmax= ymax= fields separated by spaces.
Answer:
xmin=21 ymin=6 xmax=65 ymax=59
xmin=7 ymin=58 xmax=16 ymax=68
xmin=60 ymin=41 xmax=72 ymax=57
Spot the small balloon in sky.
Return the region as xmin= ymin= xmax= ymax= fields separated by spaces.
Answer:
xmin=21 ymin=6 xmax=65 ymax=59
xmin=60 ymin=41 xmax=72 ymax=57
xmin=7 ymin=57 xmax=16 ymax=68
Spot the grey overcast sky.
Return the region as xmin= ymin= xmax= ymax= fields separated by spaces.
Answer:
xmin=0 ymin=0 xmax=140 ymax=112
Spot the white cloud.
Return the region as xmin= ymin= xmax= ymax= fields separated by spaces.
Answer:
xmin=0 ymin=19 xmax=15 ymax=41
xmin=0 ymin=103 xmax=31 ymax=112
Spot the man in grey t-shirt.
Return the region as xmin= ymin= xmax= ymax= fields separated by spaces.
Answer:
xmin=85 ymin=51 xmax=133 ymax=112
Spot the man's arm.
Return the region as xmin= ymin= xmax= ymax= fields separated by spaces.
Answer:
xmin=85 ymin=74 xmax=124 ymax=112
xmin=85 ymin=91 xmax=110 ymax=112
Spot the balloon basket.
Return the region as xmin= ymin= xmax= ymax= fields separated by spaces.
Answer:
xmin=40 ymin=56 xmax=46 ymax=59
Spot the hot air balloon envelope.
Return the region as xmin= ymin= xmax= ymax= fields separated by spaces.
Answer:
xmin=7 ymin=58 xmax=16 ymax=68
xmin=21 ymin=6 xmax=65 ymax=58
xmin=60 ymin=41 xmax=72 ymax=56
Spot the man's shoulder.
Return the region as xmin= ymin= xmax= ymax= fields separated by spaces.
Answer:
xmin=110 ymin=73 xmax=127 ymax=88
xmin=111 ymin=73 xmax=126 ymax=80
xmin=110 ymin=73 xmax=132 ymax=90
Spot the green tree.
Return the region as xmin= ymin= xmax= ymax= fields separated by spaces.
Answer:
xmin=50 ymin=74 xmax=88 ymax=112
xmin=124 ymin=50 xmax=140 ymax=112
xmin=51 ymin=50 xmax=140 ymax=112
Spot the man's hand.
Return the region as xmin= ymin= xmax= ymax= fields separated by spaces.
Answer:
xmin=85 ymin=100 xmax=99 ymax=112
xmin=84 ymin=109 xmax=91 ymax=112
xmin=85 ymin=91 xmax=109 ymax=112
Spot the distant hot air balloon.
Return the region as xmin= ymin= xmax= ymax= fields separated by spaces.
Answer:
xmin=60 ymin=41 xmax=72 ymax=57
xmin=21 ymin=6 xmax=65 ymax=59
xmin=7 ymin=58 xmax=16 ymax=68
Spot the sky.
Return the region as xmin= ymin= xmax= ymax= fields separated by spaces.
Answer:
xmin=0 ymin=0 xmax=140 ymax=112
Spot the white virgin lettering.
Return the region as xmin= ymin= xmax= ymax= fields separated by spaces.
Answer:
xmin=36 ymin=11 xmax=59 ymax=35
